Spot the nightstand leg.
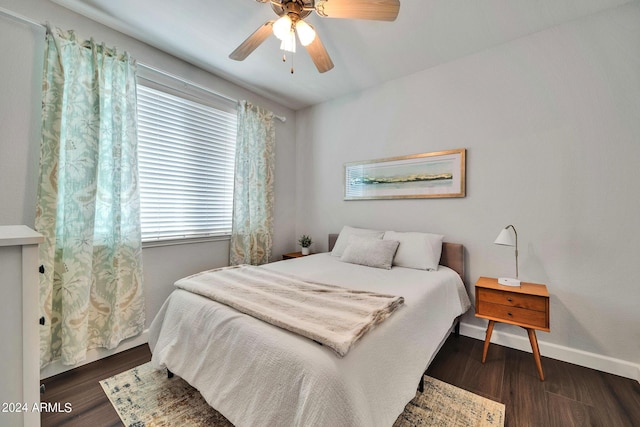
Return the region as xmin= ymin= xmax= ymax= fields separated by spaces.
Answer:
xmin=527 ymin=328 xmax=545 ymax=381
xmin=482 ymin=320 xmax=495 ymax=363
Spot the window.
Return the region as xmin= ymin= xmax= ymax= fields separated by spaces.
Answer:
xmin=136 ymin=75 xmax=237 ymax=244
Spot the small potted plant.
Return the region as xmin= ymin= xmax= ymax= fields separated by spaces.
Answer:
xmin=298 ymin=235 xmax=313 ymax=255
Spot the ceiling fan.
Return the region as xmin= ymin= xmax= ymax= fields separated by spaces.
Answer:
xmin=229 ymin=0 xmax=401 ymax=73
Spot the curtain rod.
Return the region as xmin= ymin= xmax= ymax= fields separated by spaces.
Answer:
xmin=0 ymin=6 xmax=46 ymax=30
xmin=0 ymin=6 xmax=286 ymax=123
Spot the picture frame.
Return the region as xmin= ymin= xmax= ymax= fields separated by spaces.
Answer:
xmin=344 ymin=149 xmax=466 ymax=200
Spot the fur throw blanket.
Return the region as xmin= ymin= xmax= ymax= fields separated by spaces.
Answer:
xmin=175 ymin=265 xmax=404 ymax=357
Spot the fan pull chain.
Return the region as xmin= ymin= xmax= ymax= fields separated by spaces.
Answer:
xmin=280 ymin=50 xmax=295 ymax=74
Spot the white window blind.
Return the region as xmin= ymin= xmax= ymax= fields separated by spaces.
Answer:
xmin=137 ymin=83 xmax=237 ymax=243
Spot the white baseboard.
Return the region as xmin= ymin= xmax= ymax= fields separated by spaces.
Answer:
xmin=461 ymin=323 xmax=640 ymax=383
xmin=40 ymin=330 xmax=149 ymax=380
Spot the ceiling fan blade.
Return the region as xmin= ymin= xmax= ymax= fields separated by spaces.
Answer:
xmin=304 ymin=32 xmax=334 ymax=73
xmin=315 ymin=0 xmax=400 ymax=21
xmin=229 ymin=21 xmax=274 ymax=61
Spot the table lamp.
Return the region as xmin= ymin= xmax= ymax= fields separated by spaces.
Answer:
xmin=494 ymin=224 xmax=521 ymax=287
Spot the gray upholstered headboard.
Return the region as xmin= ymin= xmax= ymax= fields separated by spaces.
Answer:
xmin=328 ymin=233 xmax=465 ymax=279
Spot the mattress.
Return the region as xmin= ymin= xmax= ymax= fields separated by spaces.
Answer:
xmin=148 ymin=253 xmax=471 ymax=427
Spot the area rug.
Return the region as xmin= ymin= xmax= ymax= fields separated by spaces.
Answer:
xmin=100 ymin=362 xmax=505 ymax=427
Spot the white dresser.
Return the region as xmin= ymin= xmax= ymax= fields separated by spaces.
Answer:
xmin=0 ymin=226 xmax=43 ymax=427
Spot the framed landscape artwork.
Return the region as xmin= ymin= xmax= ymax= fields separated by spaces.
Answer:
xmin=344 ymin=149 xmax=466 ymax=200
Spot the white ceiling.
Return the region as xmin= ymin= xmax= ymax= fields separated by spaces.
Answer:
xmin=52 ymin=0 xmax=631 ymax=110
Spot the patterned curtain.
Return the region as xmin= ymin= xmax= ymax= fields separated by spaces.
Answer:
xmin=36 ymin=26 xmax=144 ymax=367
xmin=229 ymin=101 xmax=276 ymax=265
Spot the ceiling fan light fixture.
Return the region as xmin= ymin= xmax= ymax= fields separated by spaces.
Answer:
xmin=231 ymin=0 xmax=400 ymax=73
xmin=273 ymin=15 xmax=293 ymax=40
xmin=279 ymin=30 xmax=297 ymax=53
xmin=295 ymin=19 xmax=316 ymax=46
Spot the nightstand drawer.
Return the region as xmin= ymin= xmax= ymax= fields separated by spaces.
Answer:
xmin=477 ymin=300 xmax=548 ymax=329
xmin=477 ymin=288 xmax=546 ymax=311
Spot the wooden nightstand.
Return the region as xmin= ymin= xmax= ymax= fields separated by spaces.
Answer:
xmin=282 ymin=252 xmax=310 ymax=260
xmin=475 ymin=276 xmax=550 ymax=381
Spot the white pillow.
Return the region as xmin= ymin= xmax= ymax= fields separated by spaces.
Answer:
xmin=340 ymin=236 xmax=400 ymax=270
xmin=383 ymin=231 xmax=444 ymax=271
xmin=331 ymin=225 xmax=384 ymax=257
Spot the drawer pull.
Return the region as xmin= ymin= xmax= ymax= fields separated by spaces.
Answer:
xmin=507 ymin=297 xmax=513 ymax=302
xmin=507 ymin=312 xmax=513 ymax=316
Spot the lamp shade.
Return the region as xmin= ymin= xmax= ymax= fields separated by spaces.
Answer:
xmin=279 ymin=30 xmax=296 ymax=53
xmin=295 ymin=20 xmax=316 ymax=46
xmin=273 ymin=15 xmax=293 ymax=41
xmin=494 ymin=227 xmax=515 ymax=246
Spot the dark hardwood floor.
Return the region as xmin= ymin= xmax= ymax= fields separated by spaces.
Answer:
xmin=426 ymin=336 xmax=640 ymax=427
xmin=41 ymin=345 xmax=151 ymax=427
xmin=40 ymin=336 xmax=640 ymax=426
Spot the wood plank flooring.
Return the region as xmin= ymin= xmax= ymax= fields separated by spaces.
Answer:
xmin=41 ymin=345 xmax=151 ymax=427
xmin=40 ymin=336 xmax=640 ymax=426
xmin=426 ymin=336 xmax=640 ymax=427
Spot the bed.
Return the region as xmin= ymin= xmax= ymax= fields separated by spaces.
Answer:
xmin=148 ymin=231 xmax=471 ymax=427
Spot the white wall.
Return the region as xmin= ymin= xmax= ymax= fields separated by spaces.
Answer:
xmin=295 ymin=3 xmax=640 ymax=380
xmin=0 ymin=0 xmax=297 ymax=377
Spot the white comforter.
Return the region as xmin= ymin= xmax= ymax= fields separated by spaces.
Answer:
xmin=148 ymin=253 xmax=471 ymax=427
